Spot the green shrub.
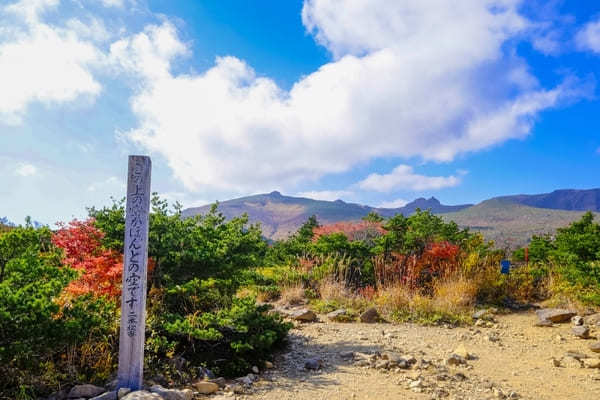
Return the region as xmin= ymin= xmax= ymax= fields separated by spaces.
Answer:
xmin=148 ymin=295 xmax=291 ymax=377
xmin=0 ymin=246 xmax=116 ymax=398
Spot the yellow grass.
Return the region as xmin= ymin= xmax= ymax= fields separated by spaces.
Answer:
xmin=279 ymin=284 xmax=306 ymax=305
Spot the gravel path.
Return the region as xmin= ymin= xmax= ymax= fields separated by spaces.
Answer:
xmin=219 ymin=311 xmax=600 ymax=400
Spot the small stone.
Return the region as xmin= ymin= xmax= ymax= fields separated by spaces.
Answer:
xmin=193 ymin=381 xmax=219 ymax=394
xmin=149 ymin=385 xmax=193 ymax=400
xmin=535 ymin=319 xmax=554 ymax=327
xmin=572 ymin=325 xmax=591 ymax=339
xmin=565 ymin=351 xmax=588 ymax=360
xmin=536 ymin=308 xmax=577 ymax=323
xmin=485 ymin=334 xmax=500 ymax=342
xmin=264 ymin=361 xmax=274 ymax=368
xmin=375 ymin=360 xmax=389 ymax=369
xmin=453 ymin=344 xmax=471 ymax=360
xmin=572 ymin=315 xmax=584 ymax=326
xmin=327 ymin=309 xmax=347 ymax=321
xmin=409 ymin=379 xmax=423 ymax=389
xmin=552 ymin=358 xmax=561 ymax=367
xmin=117 ymin=388 xmax=131 ymax=399
xmin=493 ymin=387 xmax=505 ymax=399
xmin=290 ymin=308 xmax=317 ymax=322
xmin=68 ymin=385 xmax=106 ymax=399
xmin=252 ymin=366 xmax=259 ymax=374
xmin=304 ymin=358 xmax=323 ymax=370
xmin=90 ymin=392 xmax=117 ymax=400
xmin=121 ymin=392 xmax=162 ymax=400
xmin=226 ymin=384 xmax=244 ymax=394
xmin=446 ymin=354 xmax=466 ymax=366
xmin=561 ymin=356 xmax=583 ymax=368
xmin=589 ymin=342 xmax=600 ymax=353
xmin=354 ymin=359 xmax=370 ymax=367
xmin=453 ymin=372 xmax=468 ymax=381
xmin=340 ymin=351 xmax=354 ymax=359
xmin=582 ymin=358 xmax=600 ymax=369
xmin=360 ymin=307 xmax=380 ymax=323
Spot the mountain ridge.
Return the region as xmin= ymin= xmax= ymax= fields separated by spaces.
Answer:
xmin=182 ymin=188 xmax=600 ymax=243
xmin=182 ymin=191 xmax=471 ymax=240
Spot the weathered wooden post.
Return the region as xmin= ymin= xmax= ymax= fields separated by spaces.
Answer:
xmin=117 ymin=155 xmax=152 ymax=390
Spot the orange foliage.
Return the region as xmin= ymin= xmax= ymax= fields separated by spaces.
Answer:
xmin=374 ymin=241 xmax=460 ymax=291
xmin=52 ymin=219 xmax=123 ymax=298
xmin=312 ymin=221 xmax=386 ymax=241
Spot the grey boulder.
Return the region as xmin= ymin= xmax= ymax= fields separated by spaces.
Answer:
xmin=290 ymin=308 xmax=317 ymax=322
xmin=536 ymin=308 xmax=576 ymax=323
xmin=121 ymin=391 xmax=162 ymax=400
xmin=360 ymin=307 xmax=380 ymax=323
xmin=68 ymin=385 xmax=106 ymax=399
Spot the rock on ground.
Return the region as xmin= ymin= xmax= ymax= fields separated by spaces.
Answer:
xmin=327 ymin=309 xmax=347 ymax=321
xmin=192 ymin=381 xmax=219 ymax=394
xmin=68 ymin=384 xmax=106 ymax=398
xmin=582 ymin=358 xmax=600 ymax=369
xmin=535 ymin=308 xmax=577 ymax=323
xmin=121 ymin=391 xmax=162 ymax=400
xmin=572 ymin=325 xmax=591 ymax=339
xmin=360 ymin=307 xmax=380 ymax=323
xmin=90 ymin=392 xmax=117 ymax=400
xmin=290 ymin=309 xmax=317 ymax=322
xmin=149 ymin=385 xmax=192 ymax=400
xmin=304 ymin=358 xmax=323 ymax=370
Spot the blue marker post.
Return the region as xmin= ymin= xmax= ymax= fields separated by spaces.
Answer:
xmin=500 ymin=260 xmax=511 ymax=274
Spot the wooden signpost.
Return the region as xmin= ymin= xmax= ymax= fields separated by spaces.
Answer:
xmin=117 ymin=155 xmax=152 ymax=390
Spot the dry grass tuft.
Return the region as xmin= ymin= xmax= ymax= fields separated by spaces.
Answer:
xmin=433 ymin=274 xmax=478 ymax=312
xmin=279 ymin=284 xmax=306 ymax=306
xmin=319 ymin=278 xmax=350 ymax=302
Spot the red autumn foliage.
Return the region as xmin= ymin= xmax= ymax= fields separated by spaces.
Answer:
xmin=312 ymin=221 xmax=386 ymax=241
xmin=52 ymin=219 xmax=123 ymax=298
xmin=357 ymin=285 xmax=377 ymax=300
xmin=374 ymin=241 xmax=460 ymax=290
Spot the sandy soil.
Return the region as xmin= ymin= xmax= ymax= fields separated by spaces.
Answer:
xmin=221 ymin=311 xmax=600 ymax=400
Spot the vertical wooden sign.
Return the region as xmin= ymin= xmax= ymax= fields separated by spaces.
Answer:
xmin=118 ymin=155 xmax=152 ymax=390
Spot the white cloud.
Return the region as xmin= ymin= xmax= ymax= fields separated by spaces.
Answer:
xmin=0 ymin=0 xmax=104 ymax=124
xmin=111 ymin=1 xmax=582 ymax=196
xmin=576 ymin=19 xmax=600 ymax=54
xmin=99 ymin=0 xmax=124 ymax=7
xmin=377 ymin=198 xmax=409 ymax=209
xmin=357 ymin=165 xmax=460 ymax=192
xmin=15 ymin=162 xmax=37 ymax=176
xmin=65 ymin=17 xmax=110 ymax=42
xmin=296 ymin=190 xmax=353 ymax=201
xmin=87 ymin=176 xmax=124 ymax=192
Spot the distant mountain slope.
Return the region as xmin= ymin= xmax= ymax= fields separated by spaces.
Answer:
xmin=182 ymin=191 xmax=470 ymax=240
xmin=182 ymin=189 xmax=600 ymax=245
xmin=442 ymin=198 xmax=600 ymax=248
xmin=378 ymin=197 xmax=472 ymax=217
xmin=494 ymin=189 xmax=600 ymax=212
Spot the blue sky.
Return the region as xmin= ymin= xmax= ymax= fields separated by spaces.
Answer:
xmin=1 ymin=0 xmax=600 ymax=224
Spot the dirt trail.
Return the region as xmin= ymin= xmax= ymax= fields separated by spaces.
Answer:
xmin=226 ymin=312 xmax=600 ymax=400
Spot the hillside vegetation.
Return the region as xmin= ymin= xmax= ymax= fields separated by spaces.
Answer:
xmin=182 ymin=189 xmax=600 ymax=246
xmin=443 ymin=199 xmax=600 ymax=248
xmin=2 ymin=197 xmax=600 ymax=399
xmin=182 ymin=191 xmax=471 ymax=240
